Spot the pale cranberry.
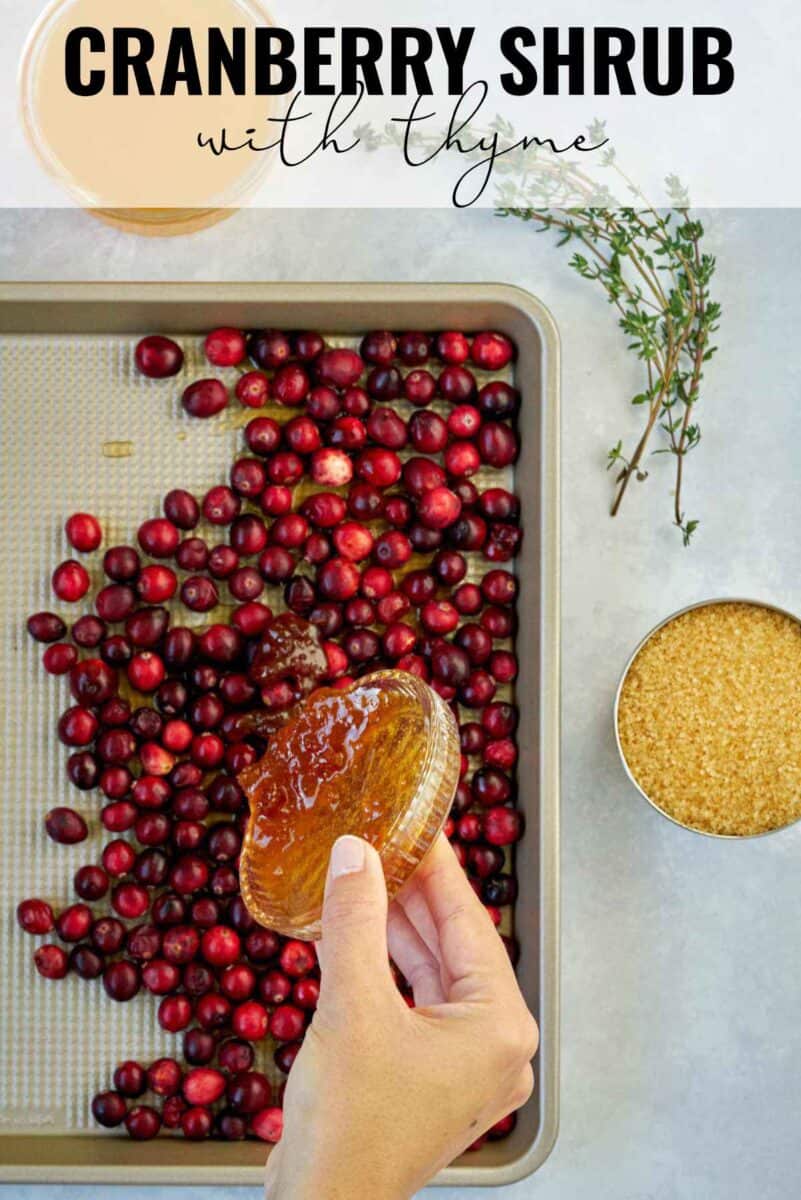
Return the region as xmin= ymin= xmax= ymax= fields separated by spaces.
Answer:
xmin=205 ymin=326 xmax=246 ymax=366
xmin=478 ymin=423 xmax=519 ymax=468
xmin=181 ymin=576 xmax=218 ymax=612
xmin=373 ymin=530 xmax=412 ymax=569
xmin=403 ymin=369 xmax=436 ymax=406
xmin=182 ymin=379 xmax=228 ymax=419
xmin=248 ymin=329 xmax=291 ymax=369
xmin=311 ymin=447 xmax=353 ymax=487
xmin=408 ymin=410 xmax=448 ymax=454
xmin=17 ymin=897 xmax=55 ymax=934
xmin=472 ymin=330 xmax=514 ymax=370
xmin=479 ymin=379 xmax=520 ymax=418
xmin=444 ymin=441 xmax=481 ymax=478
xmin=135 ymin=335 xmax=183 ymax=378
xmin=357 ymin=448 xmax=402 ymax=488
xmin=52 ymin=560 xmax=90 ymax=602
xmin=315 ymin=347 xmax=363 ymax=388
xmin=65 ymin=512 xmax=102 ymax=553
xmin=436 ymin=331 xmax=469 ymax=363
xmin=417 ymin=486 xmax=462 ymax=530
xmin=43 ymin=643 xmax=78 ymax=674
xmin=273 ymin=364 xmax=310 ymax=406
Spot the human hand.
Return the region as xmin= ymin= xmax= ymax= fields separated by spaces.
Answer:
xmin=264 ymin=833 xmax=538 ymax=1200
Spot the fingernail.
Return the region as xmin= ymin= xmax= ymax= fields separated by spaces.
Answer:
xmin=330 ymin=835 xmax=365 ymax=879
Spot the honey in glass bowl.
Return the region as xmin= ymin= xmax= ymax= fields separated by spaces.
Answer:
xmin=238 ymin=671 xmax=461 ymax=939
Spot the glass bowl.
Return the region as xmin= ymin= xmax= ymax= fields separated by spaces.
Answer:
xmin=239 ymin=671 xmax=461 ymax=939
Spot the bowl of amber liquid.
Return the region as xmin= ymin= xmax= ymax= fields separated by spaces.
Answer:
xmin=238 ymin=671 xmax=461 ymax=939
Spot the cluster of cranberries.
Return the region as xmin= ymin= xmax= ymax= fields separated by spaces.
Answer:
xmin=20 ymin=325 xmax=523 ymax=1149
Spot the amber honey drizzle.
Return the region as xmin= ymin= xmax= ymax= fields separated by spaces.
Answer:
xmin=238 ymin=671 xmax=460 ymax=939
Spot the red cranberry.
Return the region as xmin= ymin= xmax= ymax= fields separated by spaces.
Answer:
xmin=453 ymin=479 xmax=479 ymax=507
xmin=318 ymin=558 xmax=360 ymax=602
xmin=151 ymin=892 xmax=187 ymax=928
xmin=357 ymin=448 xmax=402 ymax=489
xmin=184 ymin=1028 xmax=216 ymax=1065
xmin=483 ymin=806 xmax=523 ymax=845
xmin=480 ymin=487 xmax=519 ymax=521
xmin=159 ymin=994 xmax=194 ymax=1032
xmin=52 ymin=560 xmax=90 ymax=602
xmin=147 ymin=1057 xmax=183 ymax=1098
xmin=170 ymin=855 xmax=210 ymax=895
xmin=67 ymin=751 xmax=100 ymax=790
xmin=307 ymin=385 xmax=341 ymax=421
xmin=248 ymin=329 xmax=291 ymax=370
xmin=293 ymin=977 xmax=320 ymax=1010
xmin=65 ymin=512 xmax=102 ymax=553
xmin=467 ymin=844 xmax=506 ymax=879
xmin=45 ymin=806 xmax=88 ymax=844
xmin=433 ymin=550 xmax=467 ymax=586
xmin=457 ymin=812 xmax=482 ymax=842
xmin=141 ymin=959 xmax=181 ymax=995
xmin=102 ymin=839 xmax=136 ymax=876
xmin=183 ymin=378 xmax=228 ymax=419
xmin=481 ymin=606 xmax=515 ymax=638
xmin=103 ymin=960 xmax=141 ymax=1001
xmin=421 ymin=600 xmax=459 ymax=636
xmin=27 ymin=611 xmax=67 ymax=643
xmin=485 ymin=523 xmax=522 ymax=562
xmin=315 ymin=347 xmax=363 ymax=388
xmin=69 ymin=659 xmax=117 ymax=707
xmin=134 ymin=811 xmax=171 ymax=844
xmin=57 ymin=705 xmax=97 ymax=747
xmin=138 ymin=517 xmax=179 ymax=559
xmin=489 ymin=1112 xmax=517 ymax=1140
xmin=447 ymin=404 xmax=482 ymax=439
xmin=203 ymin=486 xmax=241 ymax=526
xmin=448 ymin=513 xmax=488 ymax=552
xmin=376 ymin=591 xmax=411 ymax=624
xmin=360 ymin=330 xmax=397 ymax=365
xmin=408 ymin=524 xmax=442 ymax=553
xmin=408 ymin=411 xmax=448 ymax=454
xmin=272 ymin=513 xmax=309 ymax=550
xmin=127 ymin=651 xmax=165 ymax=693
xmin=113 ymin=1061 xmax=147 ymax=1099
xmin=217 ymin=1110 xmax=247 ymax=1140
xmin=373 ymin=530 xmax=412 ymax=569
xmin=439 ymin=365 xmax=477 ymax=403
xmin=258 ymin=968 xmax=292 ymax=1006
xmin=280 ymin=940 xmax=316 ymax=978
xmin=72 ymin=614 xmax=107 ymax=647
xmin=181 ymin=576 xmax=218 ymax=612
xmin=361 ymin=565 xmax=392 ymax=599
xmin=251 ymin=1107 xmax=284 ymax=1142
xmin=268 ymin=450 xmax=304 ymax=486
xmin=125 ymin=1106 xmax=161 ymax=1140
xmin=417 ymin=487 xmax=462 ymax=530
xmin=472 ymin=330 xmax=514 ymax=370
xmin=273 ymin=364 xmax=310 ymax=407
xmin=232 ymin=601 xmax=272 ymax=637
xmin=175 ymin=538 xmax=208 ymax=573
xmin=401 ymin=569 xmax=436 ymax=606
xmin=242 ymin=420 xmax=281 ymax=464
xmin=161 ymin=489 xmax=199 ymax=532
xmin=208 ymin=545 xmax=239 ymax=579
xmin=162 ymin=1095 xmax=188 ymax=1129
xmin=221 ymin=963 xmax=256 ymax=1001
xmin=489 ymin=649 xmax=518 ymax=683
xmin=302 ymin=493 xmax=346 ymax=531
xmin=201 ymin=924 xmax=241 ymax=967
xmin=329 ymin=415 xmax=366 ymax=451
xmin=436 ymin=331 xmax=469 ymax=364
xmin=92 ymin=1091 xmax=127 ymax=1127
xmin=403 ymin=369 xmax=437 ymax=406
xmin=456 ymin=623 xmax=492 ymax=665
xmin=484 ymin=737 xmax=517 ymax=770
xmin=366 ymin=365 xmax=402 ymax=401
xmin=204 ymin=326 xmax=246 ymax=366
xmin=43 ymin=643 xmax=78 ymax=674
xmin=130 ymin=706 xmax=163 ymax=739
xmin=478 ymin=379 xmax=520 ymax=419
xmin=444 ymin=441 xmax=481 ymax=478
xmin=269 ymin=1003 xmax=305 ymax=1042
xmin=342 ymin=385 xmax=371 ymax=417
xmin=478 ymin=422 xmax=519 ymax=468
xmin=181 ymin=1106 xmax=213 ymax=1140
xmin=482 ymin=873 xmax=518 ymax=906
xmin=236 ymin=370 xmax=270 ymax=408
xmin=100 ymin=696 xmax=131 ymax=725
xmin=482 ymin=569 xmax=517 ymax=606
xmin=461 ymin=669 xmax=497 ymax=708
xmin=135 ymin=335 xmax=183 ymax=378
xmin=65 ymin=945 xmax=103 ymax=985
xmin=101 ymin=800 xmax=137 ymax=832
xmin=430 ymin=642 xmax=471 ymax=687
xmin=112 ymin=882 xmax=150 ymax=919
xmin=17 ymin=897 xmax=55 ymax=934
xmin=218 ymin=1041 xmax=255 ymax=1075
xmin=103 ymin=545 xmax=140 ymax=582
xmin=348 ymin=482 xmax=384 ymax=521
xmin=292 ymin=330 xmax=325 ymax=361
xmin=472 ymin=768 xmax=512 ymax=807
xmin=228 ymin=999 xmax=267 ymax=1041
xmin=397 ymin=331 xmax=430 ymax=364
xmin=183 ymin=1067 xmax=226 ymax=1106
xmin=227 ymin=1070 xmax=272 ymax=1115
xmin=33 ymin=943 xmax=69 ymax=979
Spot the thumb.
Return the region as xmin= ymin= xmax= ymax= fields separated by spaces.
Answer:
xmin=317 ymin=835 xmax=393 ymax=1009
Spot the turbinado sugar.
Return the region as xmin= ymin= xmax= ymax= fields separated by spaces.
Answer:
xmin=617 ymin=602 xmax=801 ymax=836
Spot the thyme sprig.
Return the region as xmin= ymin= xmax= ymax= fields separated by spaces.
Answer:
xmin=360 ymin=116 xmax=720 ymax=544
